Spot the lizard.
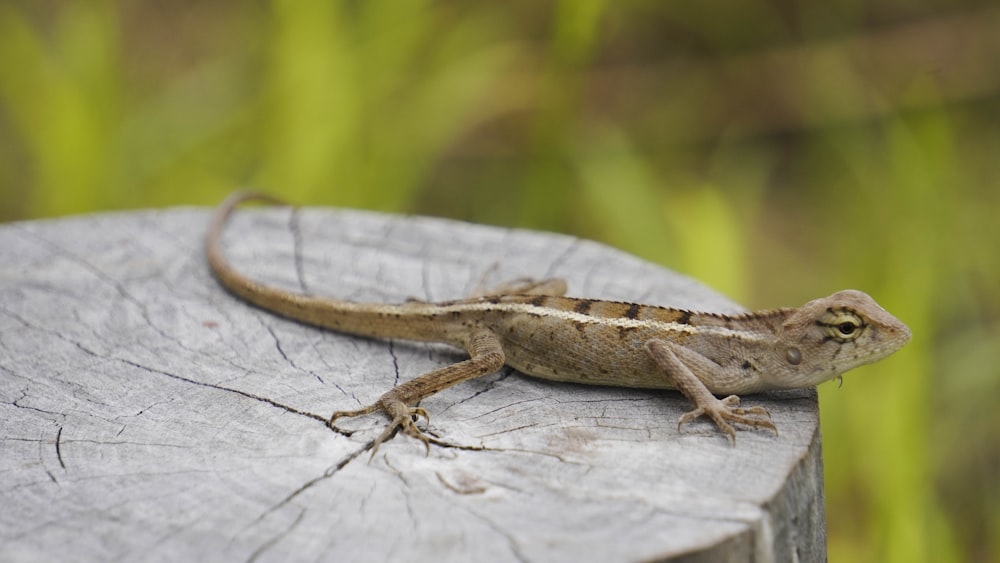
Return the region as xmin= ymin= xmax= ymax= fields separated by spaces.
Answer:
xmin=205 ymin=191 xmax=912 ymax=453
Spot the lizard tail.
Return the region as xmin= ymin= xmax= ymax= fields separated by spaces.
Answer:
xmin=205 ymin=190 xmax=291 ymax=296
xmin=205 ymin=191 xmax=460 ymax=343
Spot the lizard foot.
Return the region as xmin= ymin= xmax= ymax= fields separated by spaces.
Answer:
xmin=677 ymin=395 xmax=777 ymax=443
xmin=371 ymin=405 xmax=437 ymax=457
xmin=329 ymin=403 xmax=442 ymax=458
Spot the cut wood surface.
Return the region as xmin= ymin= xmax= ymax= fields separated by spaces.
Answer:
xmin=0 ymin=204 xmax=825 ymax=562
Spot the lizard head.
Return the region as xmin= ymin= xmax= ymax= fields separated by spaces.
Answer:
xmin=770 ymin=289 xmax=911 ymax=388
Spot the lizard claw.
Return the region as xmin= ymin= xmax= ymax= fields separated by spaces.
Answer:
xmin=677 ymin=394 xmax=777 ymax=443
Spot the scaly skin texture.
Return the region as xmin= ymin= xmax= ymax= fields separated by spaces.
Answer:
xmin=206 ymin=191 xmax=912 ymax=452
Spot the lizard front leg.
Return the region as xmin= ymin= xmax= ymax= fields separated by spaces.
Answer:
xmin=645 ymin=340 xmax=777 ymax=442
xmin=329 ymin=328 xmax=505 ymax=456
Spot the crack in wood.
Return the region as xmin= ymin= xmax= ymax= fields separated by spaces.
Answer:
xmin=239 ymin=444 xmax=371 ymax=547
xmin=263 ymin=325 xmax=326 ymax=385
xmin=247 ymin=507 xmax=306 ymax=563
xmin=55 ymin=426 xmax=65 ymax=469
xmin=118 ymin=358 xmax=331 ymax=427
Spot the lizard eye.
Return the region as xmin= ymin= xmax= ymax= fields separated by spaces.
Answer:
xmin=820 ymin=311 xmax=864 ymax=342
xmin=837 ymin=322 xmax=858 ymax=336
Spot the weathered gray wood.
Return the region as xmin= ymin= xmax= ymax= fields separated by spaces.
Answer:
xmin=0 ymin=205 xmax=826 ymax=562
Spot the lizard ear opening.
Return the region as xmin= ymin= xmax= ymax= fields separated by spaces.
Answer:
xmin=785 ymin=347 xmax=802 ymax=365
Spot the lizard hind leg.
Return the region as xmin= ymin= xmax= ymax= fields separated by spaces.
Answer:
xmin=472 ymin=273 xmax=568 ymax=298
xmin=329 ymin=328 xmax=507 ymax=458
xmin=404 ymin=277 xmax=567 ymax=304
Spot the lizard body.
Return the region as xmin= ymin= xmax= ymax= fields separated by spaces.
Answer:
xmin=206 ymin=191 xmax=911 ymax=451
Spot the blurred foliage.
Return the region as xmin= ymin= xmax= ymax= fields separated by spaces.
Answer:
xmin=2 ymin=1 xmax=998 ymax=561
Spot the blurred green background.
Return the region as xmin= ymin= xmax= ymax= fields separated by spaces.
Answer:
xmin=2 ymin=1 xmax=997 ymax=561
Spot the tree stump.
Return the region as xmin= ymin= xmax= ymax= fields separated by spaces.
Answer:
xmin=0 ymin=204 xmax=825 ymax=562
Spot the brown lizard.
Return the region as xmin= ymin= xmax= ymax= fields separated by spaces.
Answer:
xmin=206 ymin=191 xmax=911 ymax=452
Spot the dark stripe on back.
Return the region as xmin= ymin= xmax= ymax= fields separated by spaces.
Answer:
xmin=624 ymin=302 xmax=641 ymax=319
xmin=574 ymin=299 xmax=595 ymax=314
xmin=527 ymin=295 xmax=548 ymax=307
xmin=676 ymin=310 xmax=693 ymax=325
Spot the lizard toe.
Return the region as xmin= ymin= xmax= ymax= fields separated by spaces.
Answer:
xmin=328 ymin=404 xmax=380 ymax=434
xmin=720 ymin=406 xmax=778 ymax=436
xmin=706 ymin=411 xmax=738 ymax=444
xmin=677 ymin=407 xmax=706 ymax=431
